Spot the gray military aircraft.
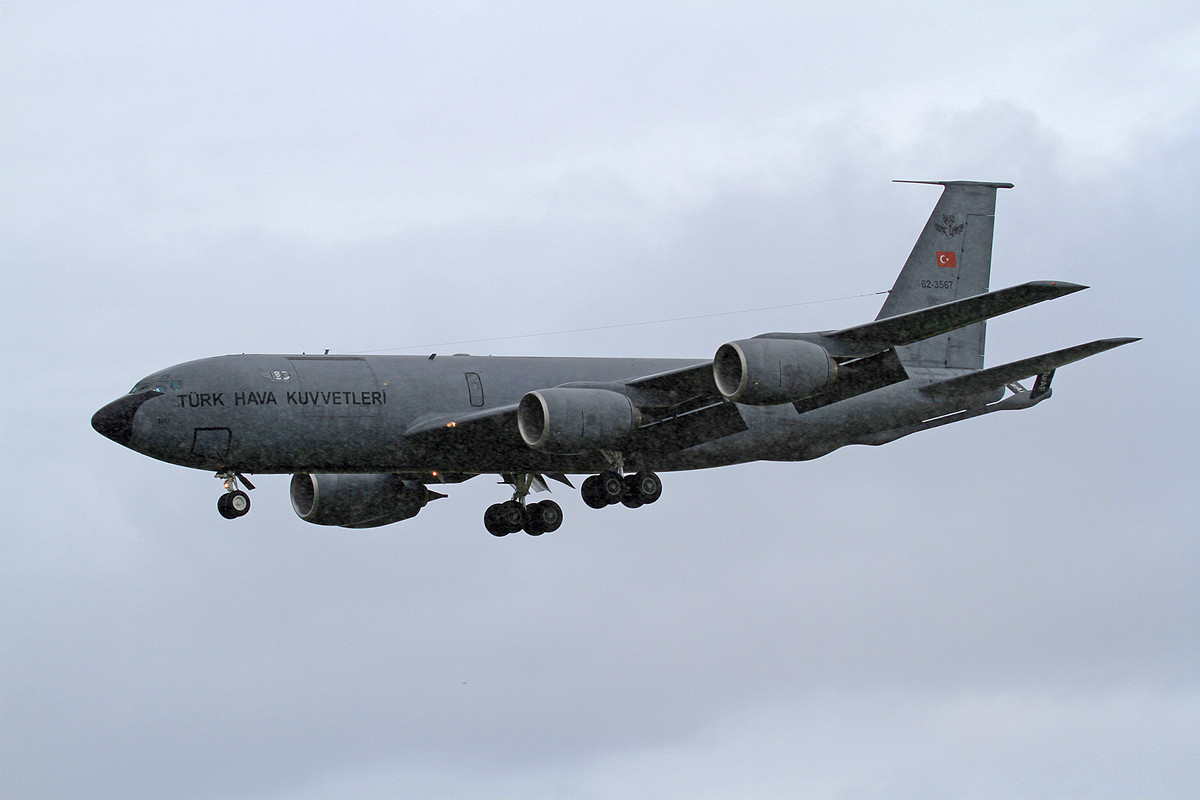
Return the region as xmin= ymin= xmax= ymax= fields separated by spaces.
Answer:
xmin=93 ymin=181 xmax=1136 ymax=535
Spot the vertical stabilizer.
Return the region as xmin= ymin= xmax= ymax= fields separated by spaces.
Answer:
xmin=878 ymin=181 xmax=1013 ymax=370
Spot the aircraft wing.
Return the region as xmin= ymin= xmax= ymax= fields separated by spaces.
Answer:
xmin=920 ymin=337 xmax=1140 ymax=398
xmin=404 ymin=403 xmax=527 ymax=457
xmin=611 ymin=362 xmax=752 ymax=451
xmin=759 ymin=281 xmax=1087 ymax=357
xmin=403 ymin=361 xmax=750 ymax=456
xmin=623 ymin=361 xmax=718 ymax=408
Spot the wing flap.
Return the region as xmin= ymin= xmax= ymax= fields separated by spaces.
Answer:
xmin=792 ymin=348 xmax=909 ymax=414
xmin=624 ymin=360 xmax=718 ymax=410
xmin=632 ymin=401 xmax=748 ymax=453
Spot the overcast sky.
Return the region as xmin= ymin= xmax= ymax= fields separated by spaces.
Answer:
xmin=3 ymin=2 xmax=1198 ymax=798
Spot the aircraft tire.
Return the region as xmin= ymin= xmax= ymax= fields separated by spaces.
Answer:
xmin=620 ymin=475 xmax=645 ymax=508
xmin=598 ymin=470 xmax=625 ymax=505
xmin=498 ymin=500 xmax=525 ymax=534
xmin=581 ymin=476 xmax=608 ymax=509
xmin=217 ymin=493 xmax=238 ymax=519
xmin=484 ymin=504 xmax=509 ymax=536
xmin=631 ymin=471 xmax=662 ymax=504
xmin=522 ymin=503 xmax=545 ymax=536
xmin=229 ymin=490 xmax=251 ymax=517
xmin=526 ymin=500 xmax=563 ymax=534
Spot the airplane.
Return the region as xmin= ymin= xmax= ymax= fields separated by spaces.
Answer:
xmin=92 ymin=180 xmax=1137 ymax=536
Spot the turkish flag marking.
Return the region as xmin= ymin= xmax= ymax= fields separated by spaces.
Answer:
xmin=936 ymin=251 xmax=957 ymax=268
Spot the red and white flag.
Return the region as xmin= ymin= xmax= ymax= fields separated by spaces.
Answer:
xmin=936 ymin=251 xmax=957 ymax=268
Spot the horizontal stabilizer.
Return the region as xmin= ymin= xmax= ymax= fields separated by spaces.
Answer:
xmin=893 ymin=179 xmax=1016 ymax=189
xmin=821 ymin=281 xmax=1087 ymax=356
xmin=920 ymin=337 xmax=1140 ymax=398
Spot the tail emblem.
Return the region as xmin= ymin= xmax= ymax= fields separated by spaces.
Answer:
xmin=934 ymin=214 xmax=965 ymax=238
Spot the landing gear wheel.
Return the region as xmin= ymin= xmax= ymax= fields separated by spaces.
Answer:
xmin=497 ymin=500 xmax=525 ymax=534
xmin=581 ymin=475 xmax=608 ymax=509
xmin=630 ymin=471 xmax=662 ymax=504
xmin=538 ymin=500 xmax=563 ymax=533
xmin=620 ymin=475 xmax=645 ymax=508
xmin=215 ymin=472 xmax=253 ymax=520
xmin=523 ymin=500 xmax=563 ymax=535
xmin=217 ymin=490 xmax=250 ymax=519
xmin=598 ymin=470 xmax=625 ymax=506
xmin=484 ymin=504 xmax=509 ymax=537
xmin=485 ymin=473 xmax=569 ymax=536
xmin=523 ymin=506 xmax=545 ymax=536
xmin=228 ymin=490 xmax=250 ymax=516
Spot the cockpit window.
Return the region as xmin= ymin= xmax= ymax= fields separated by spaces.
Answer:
xmin=129 ymin=378 xmax=182 ymax=394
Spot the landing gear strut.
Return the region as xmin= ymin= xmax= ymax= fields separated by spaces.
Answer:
xmin=216 ymin=471 xmax=254 ymax=519
xmin=483 ymin=474 xmax=563 ymax=537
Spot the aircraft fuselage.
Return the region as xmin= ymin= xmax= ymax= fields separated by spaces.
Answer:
xmin=90 ymin=181 xmax=1135 ymax=534
xmin=94 ymin=352 xmax=978 ymax=477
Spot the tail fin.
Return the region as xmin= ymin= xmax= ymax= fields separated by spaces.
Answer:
xmin=878 ymin=180 xmax=1013 ymax=370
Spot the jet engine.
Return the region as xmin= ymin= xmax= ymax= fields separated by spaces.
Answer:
xmin=290 ymin=473 xmax=438 ymax=528
xmin=713 ymin=338 xmax=838 ymax=405
xmin=518 ymin=387 xmax=640 ymax=454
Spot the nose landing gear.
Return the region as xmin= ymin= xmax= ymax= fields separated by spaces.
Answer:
xmin=216 ymin=472 xmax=255 ymax=519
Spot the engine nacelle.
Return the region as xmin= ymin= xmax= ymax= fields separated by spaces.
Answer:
xmin=517 ymin=387 xmax=639 ymax=454
xmin=713 ymin=338 xmax=838 ymax=405
xmin=290 ymin=473 xmax=434 ymax=528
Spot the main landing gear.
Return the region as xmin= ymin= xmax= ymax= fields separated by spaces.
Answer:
xmin=483 ymin=499 xmax=564 ymax=537
xmin=484 ymin=474 xmax=564 ymax=537
xmin=216 ymin=471 xmax=255 ymax=519
xmin=482 ymin=469 xmax=663 ymax=536
xmin=581 ymin=470 xmax=662 ymax=510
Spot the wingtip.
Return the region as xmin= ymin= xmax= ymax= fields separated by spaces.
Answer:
xmin=1029 ymin=280 xmax=1088 ymax=293
xmin=1087 ymin=336 xmax=1141 ymax=353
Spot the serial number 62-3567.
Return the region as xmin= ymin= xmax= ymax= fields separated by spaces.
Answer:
xmin=920 ymin=279 xmax=954 ymax=289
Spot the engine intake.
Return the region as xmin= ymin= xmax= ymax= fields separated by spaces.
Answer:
xmin=518 ymin=387 xmax=639 ymax=454
xmin=290 ymin=473 xmax=436 ymax=528
xmin=713 ymin=338 xmax=838 ymax=405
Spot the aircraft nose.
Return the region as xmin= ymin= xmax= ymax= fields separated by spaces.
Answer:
xmin=91 ymin=391 xmax=159 ymax=446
